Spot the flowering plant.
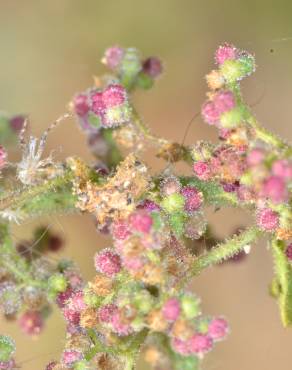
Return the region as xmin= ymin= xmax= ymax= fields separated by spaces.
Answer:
xmin=0 ymin=43 xmax=291 ymax=370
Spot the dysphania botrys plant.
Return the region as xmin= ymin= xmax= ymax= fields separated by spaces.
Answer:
xmin=0 ymin=44 xmax=291 ymax=370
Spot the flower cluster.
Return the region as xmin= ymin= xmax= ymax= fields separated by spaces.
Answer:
xmin=0 ymin=335 xmax=16 ymax=370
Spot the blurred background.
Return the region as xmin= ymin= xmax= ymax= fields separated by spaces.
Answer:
xmin=0 ymin=0 xmax=292 ymax=369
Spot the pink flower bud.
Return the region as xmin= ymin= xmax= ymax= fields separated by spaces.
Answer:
xmin=112 ymin=219 xmax=131 ymax=240
xmin=94 ymin=249 xmax=122 ymax=277
xmin=56 ymin=288 xmax=73 ymax=308
xmin=208 ymin=317 xmax=228 ymax=340
xmin=213 ymin=91 xmax=236 ymax=114
xmin=73 ymin=94 xmax=89 ymax=116
xmin=215 ymin=43 xmax=237 ymax=65
xmin=246 ymin=148 xmax=265 ymax=166
xmin=19 ymin=311 xmax=43 ymax=336
xmin=181 ymin=186 xmax=203 ymax=213
xmin=111 ymin=311 xmax=132 ymax=336
xmin=69 ymin=291 xmax=86 ymax=311
xmin=193 ymin=161 xmax=211 ymax=180
xmin=129 ymin=211 xmax=153 ymax=233
xmin=171 ymin=338 xmax=191 ymax=356
xmin=162 ymin=298 xmax=181 ymax=321
xmin=98 ymin=304 xmax=118 ymax=323
xmin=45 ymin=362 xmax=58 ymax=370
xmin=102 ymin=84 xmax=126 ymax=108
xmin=63 ymin=307 xmax=80 ymax=326
xmin=103 ymin=46 xmax=124 ymax=69
xmin=62 ymin=349 xmax=83 ymax=368
xmin=261 ymin=175 xmax=288 ymax=203
xmin=90 ymin=90 xmax=105 ymax=116
xmin=256 ymin=208 xmax=279 ymax=231
xmin=201 ymin=101 xmax=219 ymax=125
xmin=188 ymin=334 xmax=213 ymax=355
xmin=272 ymin=159 xmax=292 ymax=180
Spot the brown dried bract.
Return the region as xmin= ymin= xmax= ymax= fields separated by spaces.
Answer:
xmin=69 ymin=154 xmax=150 ymax=227
xmin=89 ymin=274 xmax=113 ymax=297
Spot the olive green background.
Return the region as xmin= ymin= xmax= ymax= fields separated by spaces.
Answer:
xmin=1 ymin=0 xmax=292 ymax=369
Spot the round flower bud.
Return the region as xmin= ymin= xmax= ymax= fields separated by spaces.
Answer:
xmin=193 ymin=161 xmax=212 ymax=180
xmin=201 ymin=101 xmax=219 ymax=125
xmin=103 ymin=46 xmax=124 ymax=69
xmin=220 ymin=107 xmax=244 ymax=128
xmin=220 ymin=59 xmax=245 ymax=82
xmin=181 ymin=186 xmax=203 ymax=213
xmin=161 ymin=193 xmax=185 ymax=213
xmin=188 ymin=334 xmax=213 ymax=355
xmin=19 ymin=311 xmax=43 ymax=336
xmin=168 ymin=212 xmax=187 ymax=236
xmin=208 ymin=317 xmax=228 ymax=340
xmin=215 ymin=43 xmax=237 ymax=65
xmin=48 ymin=274 xmax=68 ymax=293
xmin=213 ymin=91 xmax=236 ymax=114
xmin=162 ymin=298 xmax=181 ymax=322
xmin=142 ymin=57 xmax=163 ymax=78
xmin=181 ymin=295 xmax=200 ymax=319
xmin=94 ymin=249 xmax=122 ymax=277
xmin=129 ymin=211 xmax=153 ymax=234
xmin=62 ymin=349 xmax=83 ymax=368
xmin=256 ymin=208 xmax=279 ymax=232
xmin=261 ymin=175 xmax=288 ymax=204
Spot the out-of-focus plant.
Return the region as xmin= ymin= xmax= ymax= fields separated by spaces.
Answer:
xmin=0 ymin=43 xmax=291 ymax=370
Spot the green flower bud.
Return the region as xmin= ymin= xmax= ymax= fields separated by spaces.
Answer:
xmin=168 ymin=212 xmax=187 ymax=236
xmin=161 ymin=193 xmax=185 ymax=213
xmin=181 ymin=295 xmax=200 ymax=319
xmin=48 ymin=273 xmax=68 ymax=293
xmin=220 ymin=107 xmax=244 ymax=128
xmin=0 ymin=335 xmax=15 ymax=362
xmin=88 ymin=112 xmax=102 ymax=128
xmin=134 ymin=290 xmax=153 ymax=314
xmin=220 ymin=59 xmax=244 ymax=82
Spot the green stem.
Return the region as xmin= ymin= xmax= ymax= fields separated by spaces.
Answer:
xmin=189 ymin=226 xmax=261 ymax=277
xmin=0 ymin=170 xmax=73 ymax=211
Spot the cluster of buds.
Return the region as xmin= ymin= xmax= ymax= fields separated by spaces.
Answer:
xmin=195 ymin=43 xmax=292 ymax=253
xmin=0 ymin=335 xmax=16 ymax=370
xmin=73 ymin=84 xmax=132 ymax=133
xmin=102 ymin=46 xmax=162 ymax=90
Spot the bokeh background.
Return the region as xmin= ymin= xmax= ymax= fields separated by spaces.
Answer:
xmin=1 ymin=0 xmax=292 ymax=369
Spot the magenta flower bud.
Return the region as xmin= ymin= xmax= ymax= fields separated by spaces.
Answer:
xmin=181 ymin=186 xmax=203 ymax=213
xmin=261 ymin=175 xmax=288 ymax=203
xmin=62 ymin=349 xmax=83 ymax=368
xmin=0 ymin=146 xmax=7 ymax=170
xmin=56 ymin=288 xmax=73 ymax=308
xmin=98 ymin=304 xmax=118 ymax=323
xmin=215 ymin=43 xmax=237 ymax=65
xmin=90 ymin=90 xmax=105 ymax=116
xmin=246 ymin=148 xmax=265 ymax=166
xmin=142 ymin=57 xmax=163 ymax=78
xmin=256 ymin=208 xmax=279 ymax=231
xmin=45 ymin=361 xmax=58 ymax=370
xmin=201 ymin=101 xmax=219 ymax=125
xmin=171 ymin=338 xmax=191 ymax=356
xmin=63 ymin=307 xmax=80 ymax=326
xmin=193 ymin=161 xmax=211 ymax=180
xmin=19 ymin=311 xmax=43 ymax=336
xmin=188 ymin=334 xmax=213 ymax=355
xmin=94 ymin=249 xmax=122 ymax=277
xmin=208 ymin=318 xmax=228 ymax=340
xmin=138 ymin=199 xmax=161 ymax=212
xmin=112 ymin=219 xmax=131 ymax=240
xmin=73 ymin=94 xmax=90 ymax=117
xmin=272 ymin=159 xmax=292 ymax=180
xmin=9 ymin=115 xmax=26 ymax=132
xmin=285 ymin=244 xmax=292 ymax=261
xmin=129 ymin=211 xmax=153 ymax=233
xmin=103 ymin=46 xmax=124 ymax=69
xmin=162 ymin=298 xmax=181 ymax=322
xmin=213 ymin=91 xmax=236 ymax=114
xmin=102 ymin=84 xmax=126 ymax=108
